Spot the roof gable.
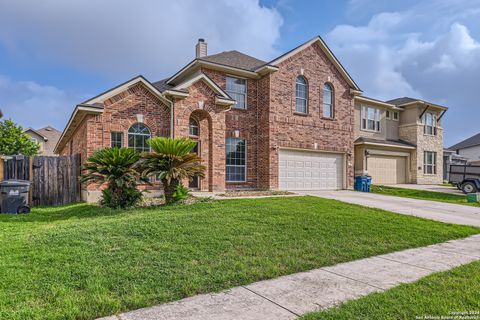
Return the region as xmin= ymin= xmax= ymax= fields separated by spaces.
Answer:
xmin=449 ymin=132 xmax=480 ymax=150
xmin=268 ymin=36 xmax=361 ymax=91
xmin=173 ymin=72 xmax=232 ymax=100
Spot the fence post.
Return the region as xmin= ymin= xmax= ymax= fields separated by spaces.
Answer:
xmin=29 ymin=157 xmax=33 ymax=206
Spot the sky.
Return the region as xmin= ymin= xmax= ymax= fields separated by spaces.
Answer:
xmin=1 ymin=0 xmax=479 ymax=147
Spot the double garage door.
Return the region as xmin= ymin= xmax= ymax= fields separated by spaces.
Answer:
xmin=279 ymin=149 xmax=344 ymax=190
xmin=367 ymin=155 xmax=407 ymax=184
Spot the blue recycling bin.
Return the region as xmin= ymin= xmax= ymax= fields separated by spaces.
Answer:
xmin=354 ymin=176 xmax=363 ymax=191
xmin=355 ymin=176 xmax=372 ymax=192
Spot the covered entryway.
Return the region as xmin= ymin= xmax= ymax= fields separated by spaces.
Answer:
xmin=279 ymin=149 xmax=344 ymax=190
xmin=367 ymin=155 xmax=407 ymax=184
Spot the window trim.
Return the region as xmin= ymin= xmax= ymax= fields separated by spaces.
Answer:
xmin=422 ymin=111 xmax=437 ymax=136
xmin=423 ymin=151 xmax=437 ymax=175
xmin=127 ymin=123 xmax=152 ymax=152
xmin=392 ymin=111 xmax=399 ymax=121
xmin=226 ymin=75 xmax=247 ymax=110
xmin=361 ymin=105 xmax=381 ymax=132
xmin=110 ymin=131 xmax=124 ymax=148
xmin=295 ymin=75 xmax=308 ymax=114
xmin=322 ymin=83 xmax=334 ymax=119
xmin=189 ymin=117 xmax=200 ymax=137
xmin=225 ymin=137 xmax=247 ymax=183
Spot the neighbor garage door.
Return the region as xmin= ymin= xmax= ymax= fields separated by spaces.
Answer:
xmin=368 ymin=155 xmax=406 ymax=184
xmin=279 ymin=149 xmax=344 ymax=190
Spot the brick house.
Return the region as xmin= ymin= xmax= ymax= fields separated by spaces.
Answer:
xmin=54 ymin=37 xmax=446 ymax=201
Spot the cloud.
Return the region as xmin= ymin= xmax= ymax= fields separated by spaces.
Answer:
xmin=326 ymin=2 xmax=480 ymax=146
xmin=0 ymin=75 xmax=87 ymax=130
xmin=0 ymin=0 xmax=283 ymax=79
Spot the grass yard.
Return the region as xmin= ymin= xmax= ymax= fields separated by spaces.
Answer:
xmin=302 ymin=260 xmax=480 ymax=320
xmin=371 ymin=185 xmax=480 ymax=207
xmin=0 ymin=196 xmax=478 ymax=319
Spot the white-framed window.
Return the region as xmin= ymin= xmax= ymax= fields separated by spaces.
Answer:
xmin=295 ymin=75 xmax=308 ymax=113
xmin=226 ymin=137 xmax=246 ymax=182
xmin=422 ymin=112 xmax=437 ymax=135
xmin=424 ymin=151 xmax=437 ymax=174
xmin=323 ymin=83 xmax=334 ymax=118
xmin=111 ymin=132 xmax=123 ymax=148
xmin=393 ymin=111 xmax=399 ymax=121
xmin=128 ymin=123 xmax=151 ymax=152
xmin=361 ymin=106 xmax=381 ymax=132
xmin=189 ymin=118 xmax=199 ymax=137
xmin=226 ymin=76 xmax=246 ymax=109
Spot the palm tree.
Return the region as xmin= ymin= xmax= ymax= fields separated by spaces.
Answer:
xmin=138 ymin=137 xmax=206 ymax=204
xmin=81 ymin=147 xmax=145 ymax=208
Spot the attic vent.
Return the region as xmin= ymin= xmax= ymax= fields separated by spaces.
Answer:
xmin=196 ymin=38 xmax=207 ymax=58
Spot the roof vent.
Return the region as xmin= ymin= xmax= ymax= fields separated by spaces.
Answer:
xmin=196 ymin=38 xmax=207 ymax=58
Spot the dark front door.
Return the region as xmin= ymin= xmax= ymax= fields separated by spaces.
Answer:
xmin=189 ymin=142 xmax=200 ymax=189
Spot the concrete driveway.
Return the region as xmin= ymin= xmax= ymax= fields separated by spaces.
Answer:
xmin=299 ymin=190 xmax=480 ymax=227
xmin=393 ymin=184 xmax=463 ymax=195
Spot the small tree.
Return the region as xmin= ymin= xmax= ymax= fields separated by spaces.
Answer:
xmin=0 ymin=119 xmax=40 ymax=156
xmin=138 ymin=137 xmax=206 ymax=204
xmin=81 ymin=147 xmax=145 ymax=209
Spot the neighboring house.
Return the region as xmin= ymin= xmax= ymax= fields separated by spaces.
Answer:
xmin=54 ymin=37 xmax=447 ymax=202
xmin=443 ymin=149 xmax=468 ymax=181
xmin=448 ymin=132 xmax=480 ymax=162
xmin=354 ymin=97 xmax=447 ymax=185
xmin=24 ymin=126 xmax=62 ymax=156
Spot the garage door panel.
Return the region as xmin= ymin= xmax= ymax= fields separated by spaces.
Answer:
xmin=279 ymin=149 xmax=344 ymax=191
xmin=368 ymin=155 xmax=406 ymax=185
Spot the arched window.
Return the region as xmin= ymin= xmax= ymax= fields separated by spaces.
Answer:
xmin=295 ymin=76 xmax=308 ymax=113
xmin=189 ymin=118 xmax=199 ymax=137
xmin=128 ymin=123 xmax=151 ymax=152
xmin=323 ymin=83 xmax=334 ymax=118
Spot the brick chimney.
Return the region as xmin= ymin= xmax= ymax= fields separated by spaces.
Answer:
xmin=195 ymin=38 xmax=207 ymax=58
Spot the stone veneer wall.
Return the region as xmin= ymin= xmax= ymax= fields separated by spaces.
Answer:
xmin=399 ymin=123 xmax=443 ymax=184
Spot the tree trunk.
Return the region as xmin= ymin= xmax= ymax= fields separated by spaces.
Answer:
xmin=163 ymin=179 xmax=179 ymax=204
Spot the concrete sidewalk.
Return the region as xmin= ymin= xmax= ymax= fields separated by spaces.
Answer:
xmin=99 ymin=235 xmax=480 ymax=320
xmin=300 ymin=190 xmax=480 ymax=227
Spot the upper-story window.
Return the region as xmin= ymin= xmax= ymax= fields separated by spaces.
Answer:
xmin=295 ymin=75 xmax=308 ymax=113
xmin=422 ymin=112 xmax=437 ymax=135
xmin=361 ymin=106 xmax=381 ymax=132
xmin=323 ymin=83 xmax=334 ymax=118
xmin=189 ymin=118 xmax=199 ymax=137
xmin=128 ymin=123 xmax=151 ymax=152
xmin=393 ymin=111 xmax=399 ymax=120
xmin=226 ymin=76 xmax=246 ymax=109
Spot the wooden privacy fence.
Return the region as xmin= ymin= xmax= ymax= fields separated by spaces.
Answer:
xmin=0 ymin=155 xmax=81 ymax=206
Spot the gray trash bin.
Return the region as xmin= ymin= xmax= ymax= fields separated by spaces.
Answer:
xmin=0 ymin=180 xmax=31 ymax=214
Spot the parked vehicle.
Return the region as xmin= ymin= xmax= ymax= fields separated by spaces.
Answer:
xmin=448 ymin=164 xmax=480 ymax=194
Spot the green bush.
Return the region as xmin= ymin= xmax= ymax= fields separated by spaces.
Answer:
xmin=172 ymin=184 xmax=191 ymax=203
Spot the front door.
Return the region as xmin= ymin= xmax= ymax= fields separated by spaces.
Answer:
xmin=189 ymin=142 xmax=200 ymax=189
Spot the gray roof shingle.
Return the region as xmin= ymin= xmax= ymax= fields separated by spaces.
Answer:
xmin=386 ymin=97 xmax=419 ymax=105
xmin=449 ymin=132 xmax=480 ymax=150
xmin=199 ymin=50 xmax=267 ymax=71
xmin=355 ymin=137 xmax=416 ymax=148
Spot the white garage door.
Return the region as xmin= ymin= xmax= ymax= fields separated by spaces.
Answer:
xmin=368 ymin=155 xmax=407 ymax=184
xmin=279 ymin=149 xmax=344 ymax=190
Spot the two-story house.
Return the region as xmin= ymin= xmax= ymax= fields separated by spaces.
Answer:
xmin=54 ymin=37 xmax=446 ymax=202
xmin=354 ymin=96 xmax=446 ymax=184
xmin=24 ymin=126 xmax=62 ymax=156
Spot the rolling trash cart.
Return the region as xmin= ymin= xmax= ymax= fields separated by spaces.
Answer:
xmin=0 ymin=180 xmax=31 ymax=214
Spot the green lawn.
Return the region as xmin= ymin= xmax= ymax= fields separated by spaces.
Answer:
xmin=0 ymin=196 xmax=478 ymax=320
xmin=371 ymin=185 xmax=480 ymax=207
xmin=302 ymin=260 xmax=480 ymax=320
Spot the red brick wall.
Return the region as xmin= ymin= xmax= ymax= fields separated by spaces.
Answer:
xmin=267 ymin=42 xmax=355 ymax=188
xmin=60 ymin=83 xmax=171 ymax=192
xmin=173 ymin=80 xmax=228 ymax=192
xmin=202 ymin=68 xmax=260 ymax=190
